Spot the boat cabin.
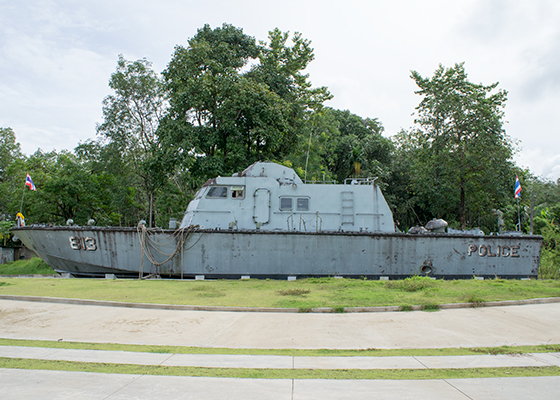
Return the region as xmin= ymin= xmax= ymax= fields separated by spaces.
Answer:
xmin=180 ymin=162 xmax=395 ymax=233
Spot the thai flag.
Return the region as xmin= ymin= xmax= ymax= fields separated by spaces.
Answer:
xmin=25 ymin=173 xmax=36 ymax=191
xmin=514 ymin=175 xmax=521 ymax=199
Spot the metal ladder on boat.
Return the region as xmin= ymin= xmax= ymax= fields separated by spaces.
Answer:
xmin=341 ymin=191 xmax=354 ymax=226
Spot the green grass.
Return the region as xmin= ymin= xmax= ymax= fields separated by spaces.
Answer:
xmin=1 ymin=357 xmax=559 ymax=380
xmin=2 ymin=339 xmax=560 ymax=380
xmin=0 ymin=258 xmax=56 ymax=275
xmin=0 ymin=275 xmax=559 ymax=310
xmin=1 ymin=338 xmax=559 ymax=357
xmin=384 ymin=276 xmax=436 ymax=292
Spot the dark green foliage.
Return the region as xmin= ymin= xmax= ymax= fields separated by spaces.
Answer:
xmin=160 ymin=24 xmax=331 ymax=182
xmin=535 ymin=209 xmax=560 ymax=279
xmin=0 ymin=128 xmax=25 ymax=220
xmin=0 ymin=128 xmax=23 ymax=183
xmin=283 ymin=108 xmax=393 ymax=187
xmin=0 ymin=220 xmax=16 ymax=246
xmin=420 ymin=303 xmax=440 ymax=311
xmin=392 ymin=63 xmax=516 ymax=231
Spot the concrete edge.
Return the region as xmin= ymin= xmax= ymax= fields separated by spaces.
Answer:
xmin=1 ymin=294 xmax=560 ymax=313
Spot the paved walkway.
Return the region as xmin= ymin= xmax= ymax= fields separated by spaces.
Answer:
xmin=1 ymin=298 xmax=560 ymax=399
xmin=0 ymin=368 xmax=558 ymax=400
xmin=2 ymin=345 xmax=560 ymax=370
xmin=1 ymin=368 xmax=559 ymax=400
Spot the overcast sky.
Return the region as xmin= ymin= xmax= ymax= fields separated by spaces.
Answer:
xmin=1 ymin=0 xmax=559 ymax=180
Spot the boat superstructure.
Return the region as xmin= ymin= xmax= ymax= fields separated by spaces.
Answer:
xmin=181 ymin=162 xmax=394 ymax=233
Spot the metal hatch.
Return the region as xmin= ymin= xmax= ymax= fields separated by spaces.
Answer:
xmin=253 ymin=188 xmax=270 ymax=226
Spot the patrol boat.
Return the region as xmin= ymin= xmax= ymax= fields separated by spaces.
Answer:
xmin=13 ymin=162 xmax=542 ymax=279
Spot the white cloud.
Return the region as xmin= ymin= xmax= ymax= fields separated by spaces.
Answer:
xmin=1 ymin=0 xmax=559 ymax=180
xmin=516 ymin=148 xmax=560 ymax=181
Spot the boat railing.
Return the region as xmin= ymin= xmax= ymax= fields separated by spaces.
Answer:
xmin=304 ymin=179 xmax=337 ymax=184
xmin=286 ymin=212 xmax=323 ymax=233
xmin=343 ymin=177 xmax=378 ymax=185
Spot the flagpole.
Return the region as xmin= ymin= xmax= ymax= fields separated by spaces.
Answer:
xmin=514 ymin=175 xmax=522 ymax=232
xmin=517 ymin=198 xmax=521 ymax=232
xmin=20 ymin=176 xmax=27 ymax=214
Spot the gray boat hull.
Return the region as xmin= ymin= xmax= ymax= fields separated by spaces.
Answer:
xmin=13 ymin=226 xmax=542 ymax=279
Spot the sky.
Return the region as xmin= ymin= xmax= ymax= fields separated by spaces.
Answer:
xmin=1 ymin=0 xmax=559 ymax=180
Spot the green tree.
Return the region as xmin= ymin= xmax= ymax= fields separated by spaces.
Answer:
xmin=324 ymin=109 xmax=391 ymax=184
xmin=15 ymin=149 xmax=137 ymax=226
xmin=96 ymin=55 xmax=167 ymax=226
xmin=0 ymin=127 xmax=23 ymax=182
xmin=0 ymin=128 xmax=26 ymax=219
xmin=21 ymin=150 xmax=87 ymax=224
xmin=75 ymin=140 xmax=147 ymax=226
xmin=249 ymin=28 xmax=332 ymax=141
xmin=284 ymin=108 xmax=392 ymax=186
xmin=162 ymin=23 xmax=259 ymax=181
xmin=160 ymin=24 xmax=331 ymax=184
xmin=404 ymin=63 xmax=516 ymax=230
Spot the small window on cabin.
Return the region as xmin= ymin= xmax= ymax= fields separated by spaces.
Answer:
xmin=206 ymin=186 xmax=228 ymax=198
xmin=297 ymin=198 xmax=309 ymax=211
xmin=231 ymin=186 xmax=245 ymax=199
xmin=280 ymin=197 xmax=293 ymax=211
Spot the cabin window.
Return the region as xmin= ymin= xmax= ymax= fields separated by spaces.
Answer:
xmin=207 ymin=186 xmax=228 ymax=198
xmin=280 ymin=197 xmax=292 ymax=211
xmin=297 ymin=198 xmax=309 ymax=211
xmin=231 ymin=186 xmax=245 ymax=199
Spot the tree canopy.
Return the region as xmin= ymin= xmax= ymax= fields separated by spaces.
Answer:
xmin=159 ymin=23 xmax=331 ymax=184
xmin=95 ymin=55 xmax=167 ymax=226
xmin=393 ymin=63 xmax=516 ymax=230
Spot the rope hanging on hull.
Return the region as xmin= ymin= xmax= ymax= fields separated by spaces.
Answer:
xmin=137 ymin=225 xmax=198 ymax=278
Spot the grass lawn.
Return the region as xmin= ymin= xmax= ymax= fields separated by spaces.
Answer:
xmin=1 ymin=275 xmax=559 ymax=310
xmin=2 ymin=338 xmax=560 ymax=379
xmin=1 ymin=338 xmax=559 ymax=357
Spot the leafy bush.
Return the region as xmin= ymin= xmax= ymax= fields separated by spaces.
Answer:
xmin=463 ymin=293 xmax=486 ymax=307
xmin=536 ymin=210 xmax=560 ymax=279
xmin=420 ymin=302 xmax=440 ymax=311
xmin=384 ymin=276 xmax=436 ymax=292
xmin=0 ymin=258 xmax=56 ymax=275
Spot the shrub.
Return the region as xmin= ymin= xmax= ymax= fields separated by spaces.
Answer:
xmin=420 ymin=302 xmax=440 ymax=311
xmin=384 ymin=276 xmax=436 ymax=292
